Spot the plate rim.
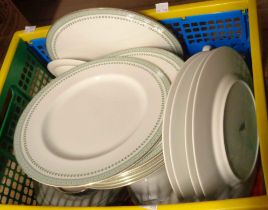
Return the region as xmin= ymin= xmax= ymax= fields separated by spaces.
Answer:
xmin=191 ymin=47 xmax=256 ymax=197
xmin=162 ymin=53 xmax=202 ymax=199
xmin=47 ymin=59 xmax=86 ymax=75
xmin=168 ymin=53 xmax=206 ymax=198
xmin=46 ymin=8 xmax=183 ymax=60
xmin=106 ymin=47 xmax=184 ymax=70
xmin=184 ymin=52 xmax=210 ymax=198
xmin=14 ymin=56 xmax=170 ymax=187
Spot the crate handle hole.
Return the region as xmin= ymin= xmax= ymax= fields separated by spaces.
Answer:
xmin=216 ymin=20 xmax=224 ymax=24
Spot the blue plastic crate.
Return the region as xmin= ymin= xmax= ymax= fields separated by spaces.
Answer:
xmin=28 ymin=38 xmax=51 ymax=63
xmin=29 ymin=10 xmax=250 ymax=64
xmin=161 ymin=10 xmax=250 ymax=58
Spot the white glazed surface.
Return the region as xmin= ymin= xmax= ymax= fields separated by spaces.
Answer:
xmin=168 ymin=52 xmax=208 ymax=199
xmin=47 ymin=59 xmax=86 ymax=70
xmin=14 ymin=57 xmax=170 ymax=187
xmin=183 ymin=52 xmax=209 ymax=199
xmin=106 ymin=47 xmax=184 ymax=82
xmin=192 ymin=47 xmax=256 ymax=198
xmin=47 ymin=59 xmax=86 ymax=76
xmin=213 ymin=78 xmax=258 ymax=185
xmin=50 ymin=65 xmax=77 ymax=77
xmin=46 ymin=8 xmax=183 ymax=60
xmin=50 ymin=48 xmax=184 ymax=80
xmin=161 ymin=55 xmax=198 ymax=199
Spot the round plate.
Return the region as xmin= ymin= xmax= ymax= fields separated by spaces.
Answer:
xmin=51 ymin=66 xmax=77 ymax=77
xmin=84 ymin=47 xmax=184 ymax=189
xmin=47 ymin=59 xmax=86 ymax=76
xmin=191 ymin=47 xmax=257 ymax=198
xmin=46 ymin=8 xmax=183 ymax=60
xmin=222 ymin=81 xmax=257 ymax=180
xmin=184 ymin=52 xmax=210 ymax=199
xmin=14 ymin=57 xmax=170 ymax=187
xmin=89 ymin=148 xmax=164 ymax=189
xmin=107 ymin=47 xmax=184 ymax=81
xmin=168 ymin=53 xmax=208 ymax=199
xmin=213 ymin=78 xmax=258 ymax=185
xmin=162 ymin=56 xmax=196 ymax=199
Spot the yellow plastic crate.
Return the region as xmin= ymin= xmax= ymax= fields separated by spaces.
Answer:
xmin=0 ymin=0 xmax=268 ymax=209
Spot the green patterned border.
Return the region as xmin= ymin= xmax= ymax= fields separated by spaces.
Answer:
xmin=14 ymin=57 xmax=170 ymax=187
xmin=46 ymin=8 xmax=183 ymax=60
xmin=106 ymin=47 xmax=184 ymax=80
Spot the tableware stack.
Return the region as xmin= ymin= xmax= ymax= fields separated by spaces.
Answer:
xmin=14 ymin=8 xmax=184 ymax=206
xmin=14 ymin=7 xmax=259 ymax=206
xmin=162 ymin=47 xmax=259 ymax=201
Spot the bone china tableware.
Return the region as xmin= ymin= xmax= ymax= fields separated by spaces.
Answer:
xmin=163 ymin=47 xmax=258 ymax=200
xmin=14 ymin=57 xmax=170 ymax=188
xmin=46 ymin=8 xmax=183 ymax=61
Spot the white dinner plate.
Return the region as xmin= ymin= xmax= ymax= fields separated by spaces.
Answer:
xmin=14 ymin=57 xmax=170 ymax=187
xmin=47 ymin=59 xmax=86 ymax=76
xmin=107 ymin=47 xmax=184 ymax=82
xmin=212 ymin=78 xmax=258 ymax=185
xmin=47 ymin=59 xmax=86 ymax=70
xmin=89 ymin=147 xmax=164 ymax=189
xmin=162 ymin=53 xmax=202 ymax=199
xmin=184 ymin=52 xmax=210 ymax=199
xmin=49 ymin=48 xmax=184 ymax=81
xmin=85 ymin=47 xmax=185 ymax=188
xmin=191 ymin=47 xmax=258 ymax=198
xmin=45 ymin=47 xmax=184 ymax=189
xmin=46 ymin=8 xmax=183 ymax=61
xmin=52 ymin=65 xmax=87 ymax=77
xmin=50 ymin=66 xmax=76 ymax=77
xmin=168 ymin=53 xmax=209 ymax=199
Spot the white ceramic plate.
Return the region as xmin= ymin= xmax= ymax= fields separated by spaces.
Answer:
xmin=192 ymin=47 xmax=258 ymax=198
xmin=47 ymin=59 xmax=86 ymax=70
xmin=81 ymin=47 xmax=185 ymax=189
xmin=90 ymin=149 xmax=164 ymax=189
xmin=47 ymin=59 xmax=86 ymax=76
xmin=46 ymin=8 xmax=183 ymax=60
xmin=162 ymin=53 xmax=201 ymax=199
xmin=184 ymin=52 xmax=209 ymax=199
xmin=107 ymin=47 xmax=184 ymax=82
xmin=45 ymin=47 xmax=184 ymax=188
xmin=14 ymin=57 xmax=170 ymax=187
xmin=168 ymin=53 xmax=208 ymax=199
xmin=51 ymin=66 xmax=77 ymax=77
xmin=212 ymin=77 xmax=258 ymax=185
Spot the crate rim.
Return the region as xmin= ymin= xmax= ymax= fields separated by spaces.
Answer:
xmin=0 ymin=0 xmax=268 ymax=209
xmin=0 ymin=195 xmax=268 ymax=209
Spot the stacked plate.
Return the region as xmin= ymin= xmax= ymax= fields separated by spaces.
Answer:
xmin=14 ymin=8 xmax=184 ymax=192
xmin=14 ymin=7 xmax=259 ymax=205
xmin=163 ymin=47 xmax=259 ymax=200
